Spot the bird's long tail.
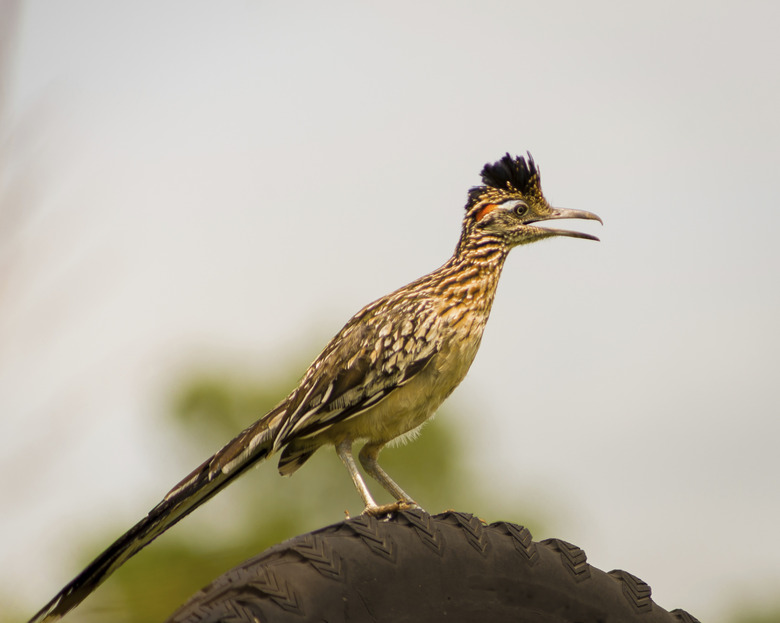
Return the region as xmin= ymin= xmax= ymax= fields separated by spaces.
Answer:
xmin=29 ymin=405 xmax=287 ymax=623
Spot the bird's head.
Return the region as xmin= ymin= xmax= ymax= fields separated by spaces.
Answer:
xmin=459 ymin=153 xmax=601 ymax=252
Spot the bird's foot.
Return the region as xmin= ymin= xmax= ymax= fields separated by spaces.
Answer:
xmin=361 ymin=500 xmax=421 ymax=517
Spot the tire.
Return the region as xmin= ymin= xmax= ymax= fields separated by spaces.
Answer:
xmin=166 ymin=509 xmax=700 ymax=623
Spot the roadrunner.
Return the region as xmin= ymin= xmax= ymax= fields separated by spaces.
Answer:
xmin=30 ymin=153 xmax=601 ymax=622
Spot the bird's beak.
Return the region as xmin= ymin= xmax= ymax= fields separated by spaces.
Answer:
xmin=529 ymin=207 xmax=603 ymax=241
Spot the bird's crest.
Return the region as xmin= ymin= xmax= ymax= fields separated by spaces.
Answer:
xmin=467 ymin=153 xmax=543 ymax=206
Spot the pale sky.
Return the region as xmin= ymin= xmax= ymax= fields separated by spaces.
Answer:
xmin=2 ymin=2 xmax=779 ymax=622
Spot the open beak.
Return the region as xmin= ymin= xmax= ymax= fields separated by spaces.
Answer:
xmin=530 ymin=207 xmax=603 ymax=241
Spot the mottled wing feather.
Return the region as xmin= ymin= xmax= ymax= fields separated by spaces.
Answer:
xmin=275 ymin=300 xmax=443 ymax=446
xmin=291 ymin=350 xmax=438 ymax=440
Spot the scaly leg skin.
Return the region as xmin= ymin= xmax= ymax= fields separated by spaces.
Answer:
xmin=336 ymin=439 xmax=380 ymax=512
xmin=335 ymin=440 xmax=419 ymax=517
xmin=359 ymin=443 xmax=423 ymax=514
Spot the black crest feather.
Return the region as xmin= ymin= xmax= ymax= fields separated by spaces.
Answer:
xmin=481 ymin=152 xmax=538 ymax=192
xmin=467 ymin=152 xmax=541 ymax=207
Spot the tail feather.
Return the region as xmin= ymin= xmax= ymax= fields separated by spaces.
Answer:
xmin=29 ymin=413 xmax=281 ymax=623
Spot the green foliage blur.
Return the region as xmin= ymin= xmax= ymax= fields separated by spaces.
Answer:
xmin=728 ymin=607 xmax=780 ymax=623
xmin=8 ymin=367 xmax=780 ymax=623
xmin=32 ymin=356 xmax=540 ymax=623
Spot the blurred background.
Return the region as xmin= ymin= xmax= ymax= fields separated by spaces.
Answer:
xmin=1 ymin=1 xmax=779 ymax=621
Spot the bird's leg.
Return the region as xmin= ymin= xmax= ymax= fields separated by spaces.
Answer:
xmin=335 ymin=439 xmax=415 ymax=516
xmin=359 ymin=443 xmax=420 ymax=511
xmin=334 ymin=439 xmax=383 ymax=515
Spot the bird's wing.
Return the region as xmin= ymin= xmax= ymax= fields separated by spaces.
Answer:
xmin=273 ymin=300 xmax=445 ymax=445
xmin=200 ymin=298 xmax=445 ymax=481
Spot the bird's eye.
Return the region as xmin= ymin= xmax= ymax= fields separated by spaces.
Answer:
xmin=513 ymin=201 xmax=528 ymax=216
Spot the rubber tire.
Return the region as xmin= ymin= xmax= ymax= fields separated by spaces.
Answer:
xmin=166 ymin=510 xmax=700 ymax=623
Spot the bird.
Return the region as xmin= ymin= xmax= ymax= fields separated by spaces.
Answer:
xmin=29 ymin=153 xmax=601 ymax=622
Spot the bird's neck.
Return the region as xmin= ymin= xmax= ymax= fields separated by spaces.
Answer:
xmin=453 ymin=230 xmax=510 ymax=264
xmin=427 ymin=237 xmax=510 ymax=317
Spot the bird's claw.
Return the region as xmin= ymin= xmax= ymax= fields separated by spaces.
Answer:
xmin=361 ymin=500 xmax=421 ymax=517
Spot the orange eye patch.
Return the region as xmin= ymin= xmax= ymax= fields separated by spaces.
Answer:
xmin=475 ymin=203 xmax=498 ymax=222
